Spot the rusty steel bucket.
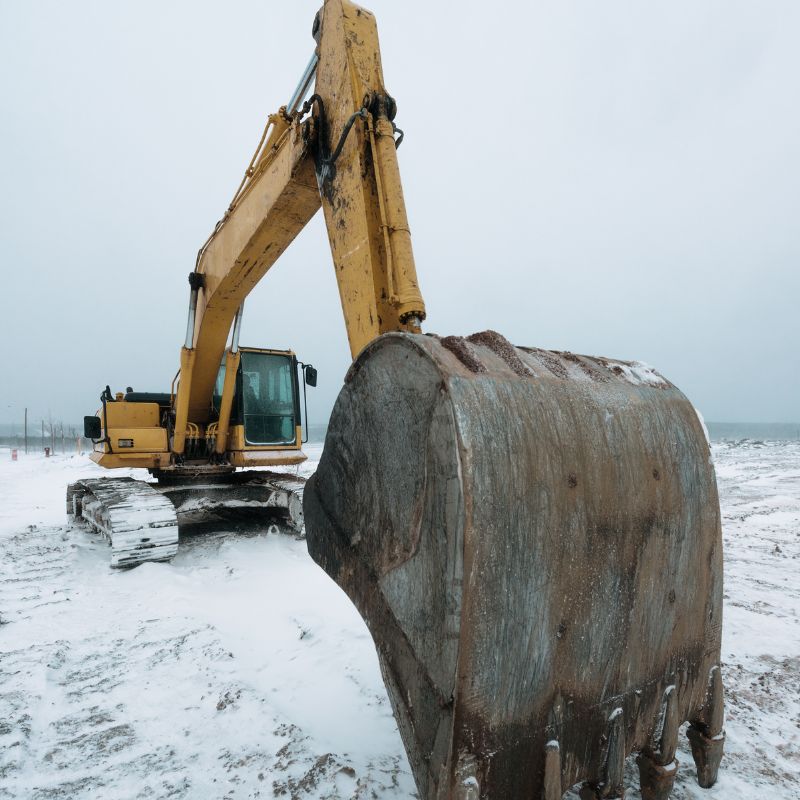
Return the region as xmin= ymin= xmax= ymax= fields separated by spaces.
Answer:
xmin=304 ymin=331 xmax=724 ymax=799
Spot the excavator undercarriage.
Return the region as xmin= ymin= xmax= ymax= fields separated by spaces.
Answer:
xmin=68 ymin=469 xmax=305 ymax=568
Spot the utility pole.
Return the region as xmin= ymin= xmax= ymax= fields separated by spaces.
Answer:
xmin=24 ymin=407 xmax=28 ymax=454
xmin=41 ymin=419 xmax=44 ymax=451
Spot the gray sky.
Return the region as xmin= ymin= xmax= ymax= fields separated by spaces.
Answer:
xmin=1 ymin=0 xmax=798 ymax=430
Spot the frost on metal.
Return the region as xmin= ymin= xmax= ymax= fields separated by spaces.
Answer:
xmin=305 ymin=331 xmax=724 ymax=799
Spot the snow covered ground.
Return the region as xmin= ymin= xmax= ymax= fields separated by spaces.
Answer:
xmin=0 ymin=440 xmax=798 ymax=799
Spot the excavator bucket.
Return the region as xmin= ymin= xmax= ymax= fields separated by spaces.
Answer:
xmin=304 ymin=331 xmax=724 ymax=799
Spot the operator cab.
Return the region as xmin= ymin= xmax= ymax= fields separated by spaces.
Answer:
xmin=214 ymin=347 xmax=315 ymax=447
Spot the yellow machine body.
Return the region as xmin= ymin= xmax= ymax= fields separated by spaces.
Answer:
xmin=89 ymin=346 xmax=307 ymax=471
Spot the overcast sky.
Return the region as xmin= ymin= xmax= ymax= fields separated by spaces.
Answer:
xmin=1 ymin=0 xmax=798 ymax=430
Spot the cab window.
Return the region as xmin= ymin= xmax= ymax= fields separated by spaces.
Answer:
xmin=240 ymin=351 xmax=296 ymax=445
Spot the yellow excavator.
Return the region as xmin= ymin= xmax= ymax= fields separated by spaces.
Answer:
xmin=69 ymin=2 xmax=725 ymax=797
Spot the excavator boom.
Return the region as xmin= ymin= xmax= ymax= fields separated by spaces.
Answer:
xmin=177 ymin=0 xmax=427 ymax=441
xmin=186 ymin=124 xmax=319 ymax=427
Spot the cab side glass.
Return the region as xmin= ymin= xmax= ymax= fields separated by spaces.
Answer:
xmin=212 ymin=362 xmax=226 ymax=412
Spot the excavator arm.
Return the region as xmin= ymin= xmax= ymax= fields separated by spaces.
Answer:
xmin=174 ymin=0 xmax=426 ymax=453
xmin=175 ymin=120 xmax=319 ymax=448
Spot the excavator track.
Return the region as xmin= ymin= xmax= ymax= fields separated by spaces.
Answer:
xmin=67 ymin=473 xmax=306 ymax=568
xmin=260 ymin=474 xmax=306 ymax=533
xmin=67 ymin=477 xmax=179 ymax=568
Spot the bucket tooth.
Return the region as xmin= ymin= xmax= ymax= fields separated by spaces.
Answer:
xmin=636 ymin=754 xmax=677 ymax=800
xmin=687 ymin=665 xmax=725 ymax=788
xmin=686 ymin=726 xmax=724 ymax=788
xmin=543 ymin=740 xmax=562 ymax=800
xmin=704 ymin=665 xmax=725 ymax=737
xmin=578 ymin=708 xmax=626 ymax=799
xmin=636 ymin=685 xmax=679 ymax=800
xmin=655 ymin=685 xmax=680 ymax=765
xmin=605 ymin=708 xmax=626 ymax=798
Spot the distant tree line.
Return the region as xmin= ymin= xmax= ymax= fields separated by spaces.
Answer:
xmin=0 ymin=416 xmax=87 ymax=455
